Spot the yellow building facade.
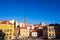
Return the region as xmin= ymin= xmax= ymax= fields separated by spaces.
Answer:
xmin=0 ymin=21 xmax=14 ymax=39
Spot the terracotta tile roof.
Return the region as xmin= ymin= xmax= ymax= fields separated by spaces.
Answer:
xmin=9 ymin=22 xmax=13 ymax=25
xmin=31 ymin=30 xmax=37 ymax=32
xmin=35 ymin=26 xmax=39 ymax=29
xmin=0 ymin=20 xmax=13 ymax=25
xmin=1 ymin=20 xmax=8 ymax=24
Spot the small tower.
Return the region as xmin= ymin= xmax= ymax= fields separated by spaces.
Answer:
xmin=23 ymin=17 xmax=26 ymax=28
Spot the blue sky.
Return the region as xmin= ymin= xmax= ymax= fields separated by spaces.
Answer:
xmin=0 ymin=0 xmax=60 ymax=24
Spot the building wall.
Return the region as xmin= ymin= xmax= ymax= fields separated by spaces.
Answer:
xmin=0 ymin=30 xmax=5 ymax=40
xmin=43 ymin=26 xmax=47 ymax=38
xmin=14 ymin=28 xmax=19 ymax=36
xmin=20 ymin=29 xmax=30 ymax=38
xmin=0 ymin=24 xmax=14 ymax=39
xmin=47 ymin=26 xmax=56 ymax=39
xmin=31 ymin=32 xmax=37 ymax=37
xmin=37 ymin=29 xmax=43 ymax=37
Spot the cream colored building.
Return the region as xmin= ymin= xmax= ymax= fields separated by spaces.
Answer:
xmin=20 ymin=28 xmax=30 ymax=38
xmin=47 ymin=26 xmax=56 ymax=39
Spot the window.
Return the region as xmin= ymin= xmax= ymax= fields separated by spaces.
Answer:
xmin=7 ymin=33 xmax=8 ymax=35
xmin=14 ymin=33 xmax=15 ymax=35
xmin=7 ymin=29 xmax=9 ymax=32
xmin=35 ymin=33 xmax=37 ymax=36
xmin=49 ymin=33 xmax=51 ymax=37
xmin=32 ymin=33 xmax=37 ymax=36
xmin=32 ymin=33 xmax=34 ymax=36
xmin=9 ymin=36 xmax=11 ymax=39
xmin=52 ymin=33 xmax=54 ymax=36
xmin=10 ymin=29 xmax=12 ymax=32
xmin=4 ymin=29 xmax=6 ymax=32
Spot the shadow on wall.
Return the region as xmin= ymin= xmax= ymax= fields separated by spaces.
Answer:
xmin=0 ymin=30 xmax=5 ymax=40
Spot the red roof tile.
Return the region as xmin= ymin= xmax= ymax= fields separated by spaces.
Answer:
xmin=0 ymin=20 xmax=13 ymax=25
xmin=31 ymin=30 xmax=37 ymax=32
